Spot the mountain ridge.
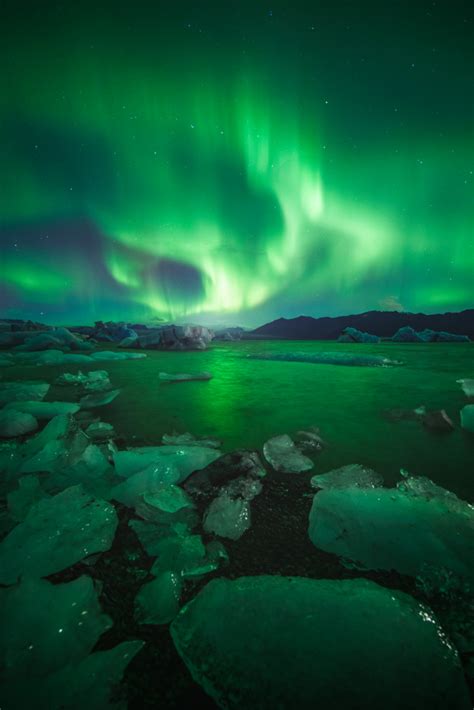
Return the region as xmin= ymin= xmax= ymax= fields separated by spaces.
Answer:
xmin=249 ymin=309 xmax=474 ymax=340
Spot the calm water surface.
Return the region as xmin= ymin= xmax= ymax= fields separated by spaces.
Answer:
xmin=11 ymin=339 xmax=474 ymax=501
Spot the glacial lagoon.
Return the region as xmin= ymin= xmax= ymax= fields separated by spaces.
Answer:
xmin=1 ymin=338 xmax=473 ymax=708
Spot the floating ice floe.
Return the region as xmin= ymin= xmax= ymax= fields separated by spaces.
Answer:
xmin=3 ymin=400 xmax=80 ymax=420
xmin=11 ymin=349 xmax=146 ymax=366
xmin=0 ymin=575 xmax=143 ymax=708
xmin=295 ymin=428 xmax=326 ymax=452
xmin=0 ymin=485 xmax=118 ymax=584
xmin=90 ymin=350 xmax=146 ymax=361
xmin=171 ymin=576 xmax=470 ymax=710
xmin=55 ymin=370 xmax=111 ymax=391
xmin=162 ymin=431 xmax=221 ymax=448
xmin=15 ymin=349 xmax=94 ymax=365
xmin=80 ymin=388 xmax=121 ymax=409
xmin=457 ymin=378 xmax=474 ymax=398
xmin=311 ymin=463 xmax=383 ymax=490
xmin=248 ymin=351 xmax=403 ymax=366
xmin=308 ymin=476 xmax=474 ymax=584
xmin=0 ymin=409 xmax=38 ymax=438
xmin=0 ymin=381 xmax=50 ymax=405
xmin=460 ymin=405 xmax=474 ymax=433
xmin=159 ymin=371 xmax=212 ymax=382
xmin=263 ymin=434 xmax=313 ymax=473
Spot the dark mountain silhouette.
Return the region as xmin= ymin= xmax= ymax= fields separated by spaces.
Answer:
xmin=249 ymin=310 xmax=474 ymax=340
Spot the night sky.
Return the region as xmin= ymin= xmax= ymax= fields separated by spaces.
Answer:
xmin=1 ymin=0 xmax=472 ymax=326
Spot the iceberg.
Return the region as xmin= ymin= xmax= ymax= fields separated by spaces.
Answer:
xmin=295 ymin=428 xmax=325 ymax=452
xmin=13 ymin=349 xmax=92 ymax=366
xmin=13 ymin=332 xmax=67 ymax=352
xmin=308 ymin=484 xmax=474 ymax=583
xmin=396 ymin=470 xmax=464 ymax=510
xmin=184 ymin=450 xmax=265 ymax=499
xmin=0 ymin=381 xmax=49 ymax=405
xmin=129 ymin=518 xmax=185 ymax=556
xmin=40 ymin=641 xmax=143 ymax=710
xmin=47 ymin=443 xmax=115 ymax=499
xmin=311 ymin=463 xmax=383 ymax=490
xmin=3 ymin=400 xmax=80 ymax=419
xmin=159 ymin=371 xmax=212 ymax=382
xmin=171 ymin=576 xmax=470 ymax=710
xmin=263 ymin=434 xmax=313 ymax=473
xmin=162 ymin=431 xmax=221 ymax=448
xmin=13 ymin=415 xmax=78 ymax=476
xmin=90 ymin=350 xmax=146 ymax=361
xmin=0 ymin=576 xmax=111 ymax=681
xmin=0 ymin=575 xmax=142 ymax=708
xmin=143 ymin=483 xmax=194 ymax=513
xmin=0 ymin=485 xmax=118 ymax=584
xmin=111 ymin=466 xmax=183 ymax=510
xmin=150 ymin=533 xmax=210 ymax=579
xmin=55 ymin=370 xmax=111 ymax=391
xmin=134 ymin=572 xmax=183 ymax=625
xmin=0 ymin=409 xmax=38 ymax=438
xmin=110 ymin=466 xmax=198 ymax=527
xmin=12 ymin=349 xmax=145 ymax=366
xmin=17 ymin=414 xmax=71 ymax=460
xmin=391 ymin=326 xmax=425 ymax=342
xmin=80 ymin=388 xmax=121 ymax=409
xmin=85 ymin=421 xmax=116 ymax=441
xmin=248 ymin=351 xmax=402 ymax=366
xmin=201 ymin=466 xmax=262 ymax=541
xmin=391 ymin=326 xmax=470 ymax=342
xmin=337 ymin=327 xmax=380 ymax=343
xmin=13 ymin=327 xmax=93 ymax=352
xmin=113 ymin=445 xmax=221 ymax=482
xmin=203 ymin=493 xmax=251 ymax=540
xmin=7 ymin=475 xmax=49 ymax=521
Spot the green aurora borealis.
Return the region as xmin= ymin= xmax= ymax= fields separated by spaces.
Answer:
xmin=1 ymin=1 xmax=473 ymax=325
